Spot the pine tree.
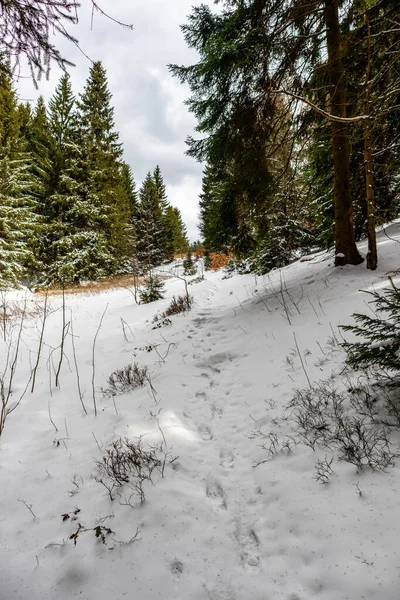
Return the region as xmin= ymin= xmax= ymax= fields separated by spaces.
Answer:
xmin=0 ymin=68 xmax=38 ymax=287
xmin=152 ymin=165 xmax=170 ymax=259
xmin=170 ymin=0 xmax=367 ymax=268
xmin=0 ymin=154 xmax=37 ymax=288
xmin=26 ymin=96 xmax=54 ymax=219
xmin=45 ymin=62 xmax=131 ymax=283
xmin=139 ymin=275 xmax=165 ymax=304
xmin=41 ymin=73 xmax=80 ymax=281
xmin=342 ymin=278 xmax=400 ymax=375
xmin=153 ymin=165 xmax=168 ymax=213
xmin=77 ymin=61 xmax=131 ymax=275
xmin=163 ymin=205 xmax=189 ymax=260
xmin=183 ymin=249 xmax=196 ymax=276
xmin=121 ymin=163 xmax=138 ymax=222
xmin=135 ymin=172 xmax=165 ymax=272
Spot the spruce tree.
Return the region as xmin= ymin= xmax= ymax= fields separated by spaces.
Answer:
xmin=170 ymin=0 xmax=367 ymax=268
xmin=164 ymin=205 xmax=189 ymax=260
xmin=0 ymin=68 xmax=38 ymax=287
xmin=121 ymin=163 xmax=138 ymax=222
xmin=342 ymin=278 xmax=400 ymax=376
xmin=42 ymin=73 xmax=81 ymax=281
xmin=77 ymin=61 xmax=131 ymax=275
xmin=0 ymin=155 xmax=37 ymax=288
xmin=45 ymin=62 xmax=131 ymax=283
xmin=135 ymin=172 xmax=165 ymax=272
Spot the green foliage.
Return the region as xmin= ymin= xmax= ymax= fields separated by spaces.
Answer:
xmin=0 ymin=154 xmax=38 ymax=287
xmin=0 ymin=62 xmax=190 ymax=287
xmin=342 ymin=278 xmax=400 ymax=374
xmin=0 ymin=69 xmax=38 ymax=288
xmin=139 ymin=275 xmax=165 ymax=304
xmin=172 ymin=0 xmax=399 ymax=270
xmin=135 ymin=173 xmax=165 ymax=271
xmin=163 ymin=205 xmax=189 ymax=260
xmin=183 ymin=250 xmax=196 ymax=276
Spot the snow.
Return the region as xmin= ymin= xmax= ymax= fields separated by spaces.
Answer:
xmin=1 ymin=225 xmax=400 ymax=600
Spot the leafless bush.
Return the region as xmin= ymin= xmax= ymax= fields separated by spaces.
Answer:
xmin=151 ymin=314 xmax=172 ymax=329
xmin=289 ymin=381 xmax=398 ymax=470
xmin=251 ymin=430 xmax=296 ymax=467
xmin=0 ymin=301 xmax=28 ymax=436
xmin=163 ymin=294 xmax=193 ymax=316
xmin=95 ymin=437 xmax=162 ymax=504
xmin=314 ymin=456 xmax=335 ymax=484
xmin=102 ymin=363 xmax=148 ymax=397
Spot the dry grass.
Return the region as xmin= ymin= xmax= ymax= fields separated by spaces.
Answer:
xmin=35 ymin=274 xmax=170 ymax=297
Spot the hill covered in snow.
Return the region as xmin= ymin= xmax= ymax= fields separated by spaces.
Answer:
xmin=1 ymin=224 xmax=400 ymax=600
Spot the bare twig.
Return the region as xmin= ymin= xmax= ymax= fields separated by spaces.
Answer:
xmin=70 ymin=316 xmax=87 ymax=415
xmin=92 ymin=304 xmax=108 ymax=416
xmin=18 ymin=499 xmax=36 ymax=519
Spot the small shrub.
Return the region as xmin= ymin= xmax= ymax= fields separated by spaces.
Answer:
xmin=103 ymin=363 xmax=148 ymax=396
xmin=341 ymin=277 xmax=400 ymax=377
xmin=314 ymin=456 xmax=334 ymax=484
xmin=223 ymin=259 xmax=251 ymax=278
xmin=208 ymin=252 xmax=232 ymax=271
xmin=183 ymin=250 xmax=197 ymax=276
xmin=68 ymin=523 xmax=113 ymax=545
xmin=139 ymin=276 xmax=165 ymax=304
xmin=289 ymin=381 xmax=398 ymax=470
xmin=164 ymin=294 xmax=193 ymax=316
xmin=188 ymin=275 xmax=204 ymax=285
xmin=151 ymin=314 xmax=172 ymax=329
xmin=95 ymin=437 xmax=162 ymax=504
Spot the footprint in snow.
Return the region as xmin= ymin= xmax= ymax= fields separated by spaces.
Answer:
xmin=206 ymin=477 xmax=227 ymax=509
xmin=170 ymin=560 xmax=184 ymax=578
xmin=236 ymin=527 xmax=260 ymax=569
xmin=198 ymin=424 xmax=213 ymax=440
xmin=219 ymin=448 xmax=234 ymax=469
xmin=204 ymin=581 xmax=237 ymax=600
xmin=195 ymin=391 xmax=207 ymax=400
xmin=211 ymin=403 xmax=224 ymax=418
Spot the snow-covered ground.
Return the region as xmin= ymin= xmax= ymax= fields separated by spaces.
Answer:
xmin=1 ymin=225 xmax=400 ymax=600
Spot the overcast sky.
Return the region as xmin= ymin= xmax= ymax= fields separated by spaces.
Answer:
xmin=16 ymin=0 xmax=212 ymax=241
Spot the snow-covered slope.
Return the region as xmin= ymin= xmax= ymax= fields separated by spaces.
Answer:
xmin=1 ymin=225 xmax=400 ymax=600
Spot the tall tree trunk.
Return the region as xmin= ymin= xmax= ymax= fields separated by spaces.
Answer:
xmin=364 ymin=13 xmax=377 ymax=271
xmin=364 ymin=123 xmax=377 ymax=269
xmin=324 ymin=0 xmax=363 ymax=267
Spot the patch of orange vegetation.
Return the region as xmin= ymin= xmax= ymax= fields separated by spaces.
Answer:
xmin=209 ymin=252 xmax=233 ymax=270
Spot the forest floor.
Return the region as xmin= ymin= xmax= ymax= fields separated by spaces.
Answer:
xmin=1 ymin=224 xmax=400 ymax=600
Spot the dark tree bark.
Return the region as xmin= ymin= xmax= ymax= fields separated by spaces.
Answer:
xmin=363 ymin=14 xmax=377 ymax=270
xmin=324 ymin=0 xmax=363 ymax=267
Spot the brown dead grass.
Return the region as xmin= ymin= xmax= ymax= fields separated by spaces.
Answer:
xmin=35 ymin=274 xmax=170 ymax=297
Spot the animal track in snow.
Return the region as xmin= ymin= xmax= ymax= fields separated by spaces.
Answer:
xmin=170 ymin=560 xmax=184 ymax=577
xmin=211 ymin=402 xmax=224 ymax=418
xmin=236 ymin=527 xmax=260 ymax=568
xmin=204 ymin=581 xmax=237 ymax=600
xmin=205 ymin=477 xmax=227 ymax=509
xmin=198 ymin=424 xmax=213 ymax=440
xmin=195 ymin=391 xmax=207 ymax=400
xmin=219 ymin=448 xmax=235 ymax=469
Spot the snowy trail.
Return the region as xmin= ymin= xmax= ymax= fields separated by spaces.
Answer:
xmin=1 ymin=225 xmax=400 ymax=600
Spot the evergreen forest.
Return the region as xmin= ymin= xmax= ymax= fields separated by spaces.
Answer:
xmin=0 ymin=61 xmax=189 ymax=288
xmin=170 ymin=0 xmax=399 ymax=273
